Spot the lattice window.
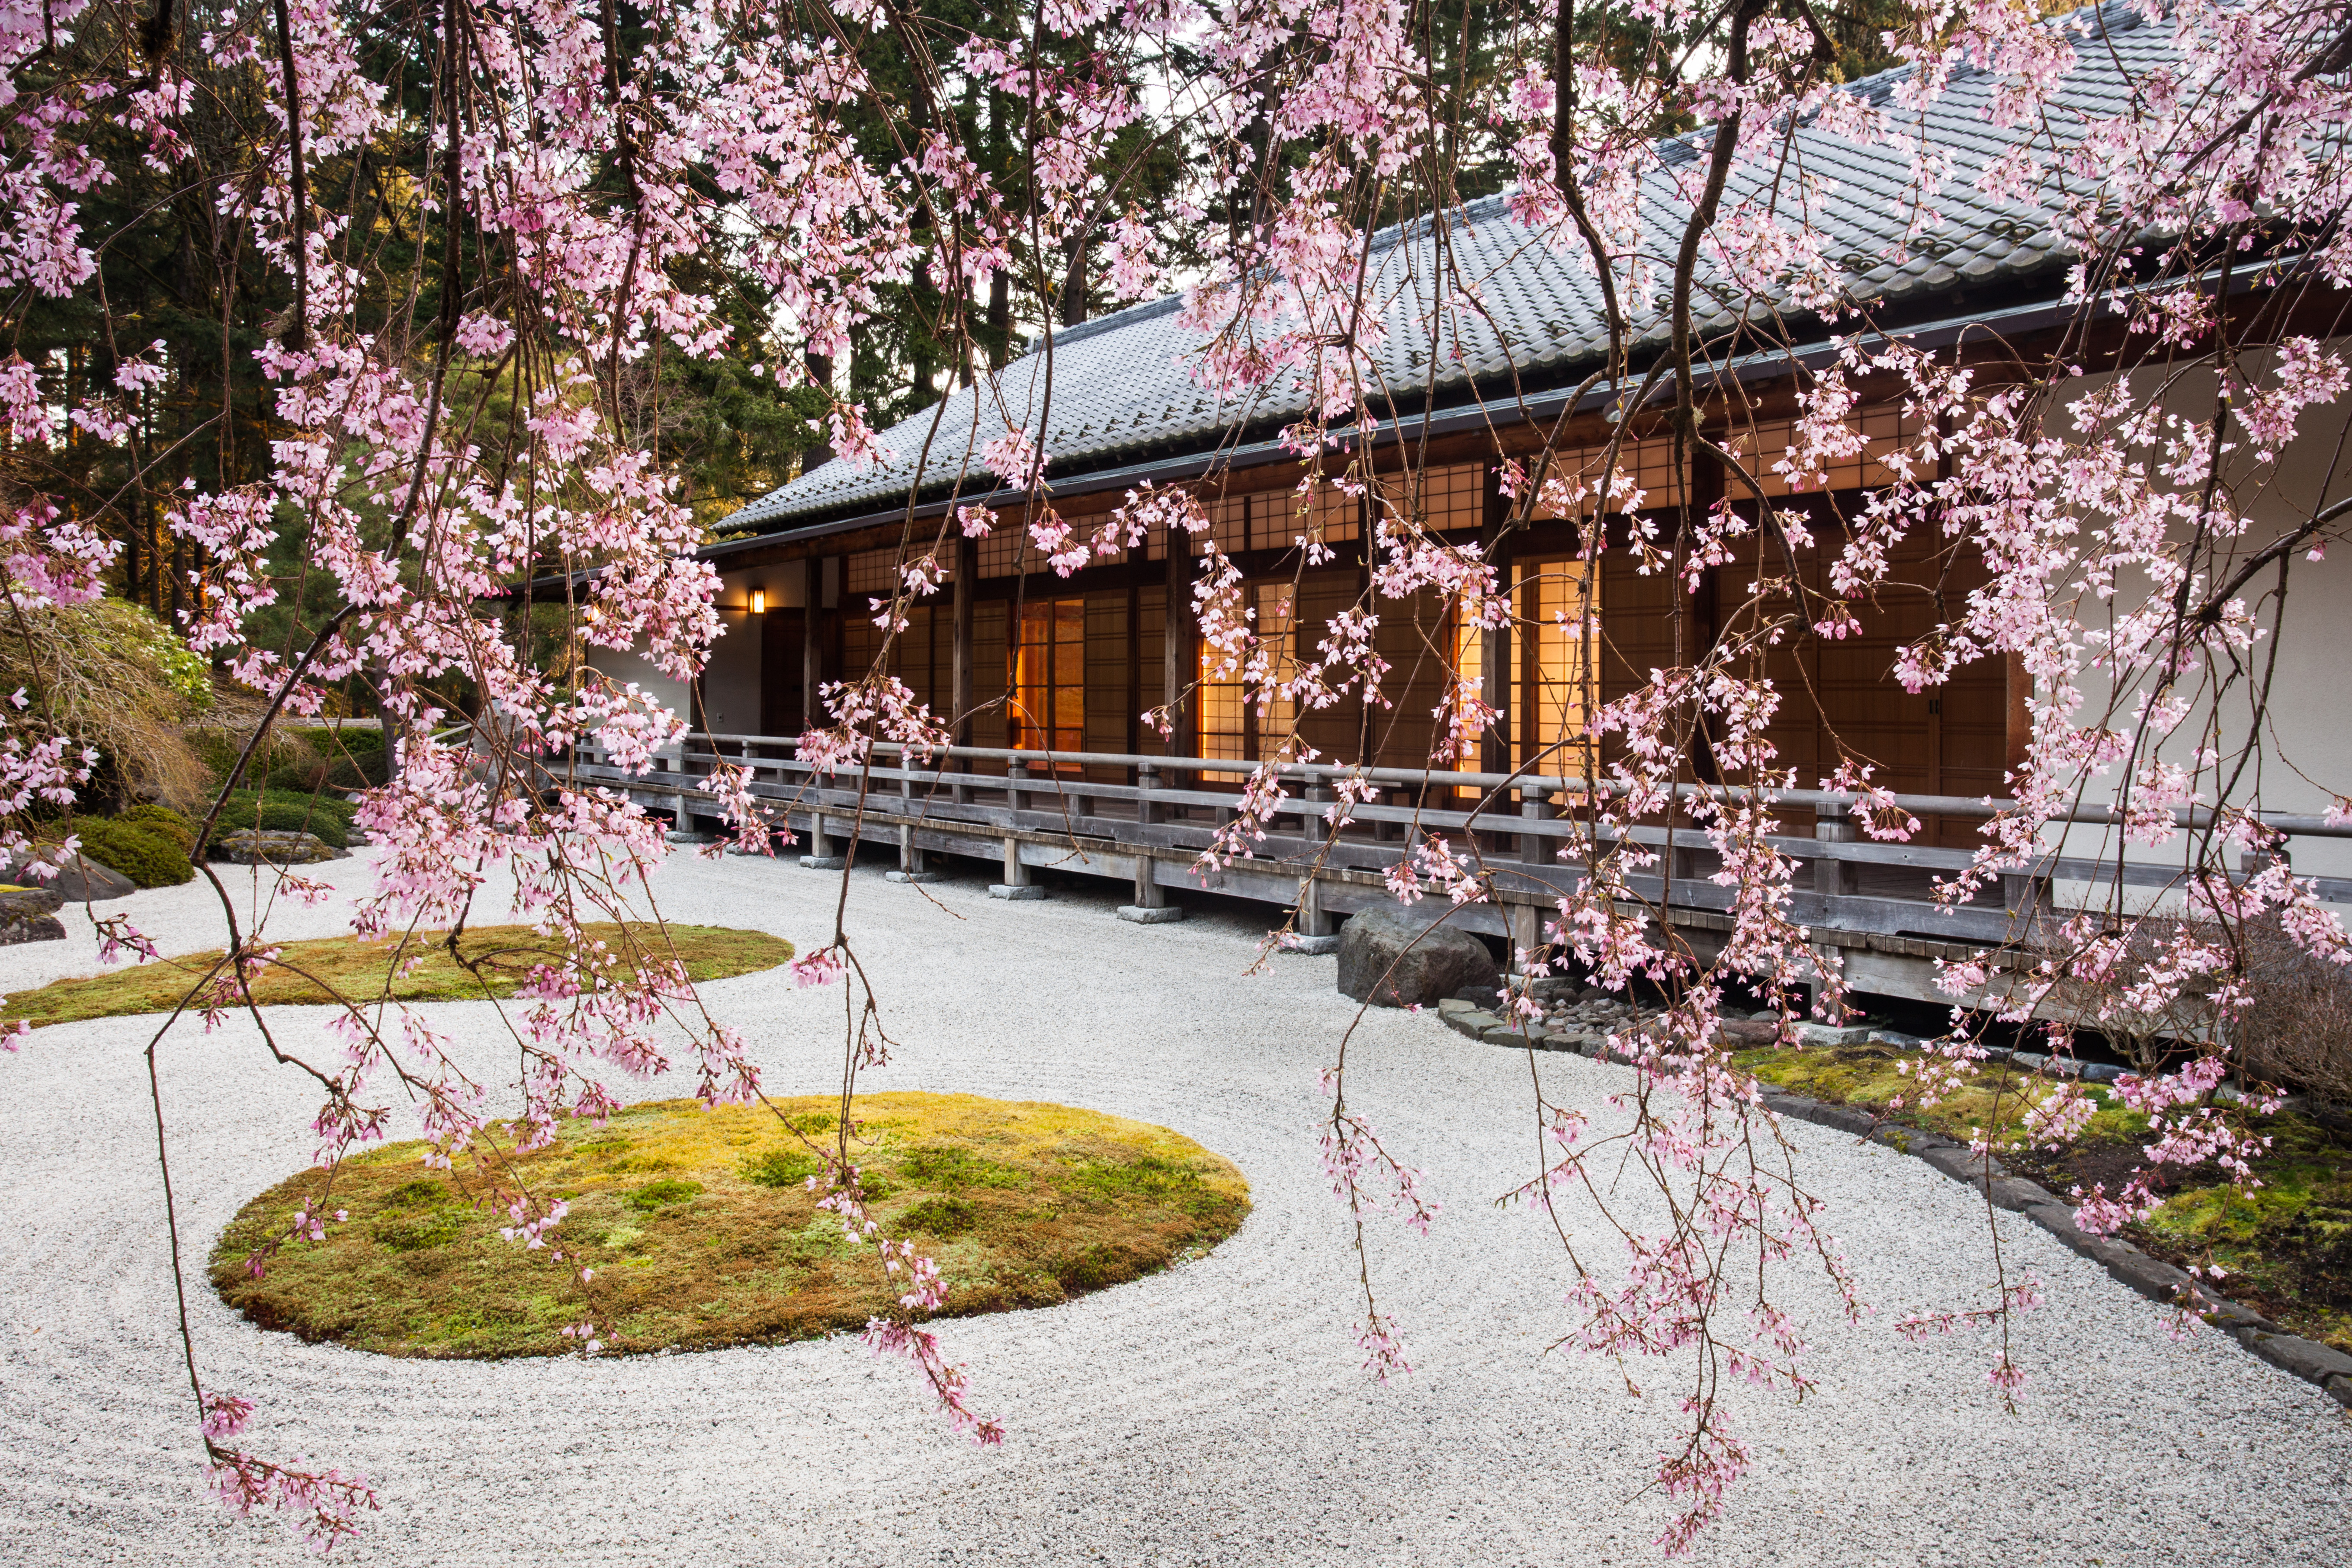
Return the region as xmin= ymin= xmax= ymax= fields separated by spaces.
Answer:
xmin=844 ymin=548 xmax=897 ymax=596
xmin=1011 ymin=598 xmax=1085 ymax=756
xmin=1513 ymin=558 xmax=1599 ymax=773
xmin=1720 ymin=406 xmax=1929 ymax=498
xmin=1146 ymin=487 xmax=1247 ymax=560
xmin=1375 ymin=462 xmax=1486 ymax=534
xmin=1526 ymin=438 xmax=1688 ymax=519
xmin=979 ymin=513 xmax=1026 ymax=577
xmin=1251 ymin=478 xmax=1361 ymax=551
xmin=1253 ymin=581 xmax=1301 ymax=755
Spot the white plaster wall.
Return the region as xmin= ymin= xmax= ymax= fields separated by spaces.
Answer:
xmin=584 ymin=562 xmax=810 ymax=738
xmin=581 ymin=646 xmax=690 ymax=728
xmin=698 ymin=564 xmax=765 ymax=735
xmin=2031 ymin=345 xmax=2352 ymax=905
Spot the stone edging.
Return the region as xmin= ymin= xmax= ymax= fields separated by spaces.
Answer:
xmin=1433 ymin=1000 xmax=2352 ymax=1410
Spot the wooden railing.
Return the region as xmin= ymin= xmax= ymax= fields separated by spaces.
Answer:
xmin=550 ymin=733 xmax=2352 ymax=963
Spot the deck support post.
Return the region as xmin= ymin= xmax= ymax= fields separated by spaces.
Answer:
xmin=1807 ymin=820 xmax=1860 ymax=1016
xmin=992 ymin=759 xmax=1043 ymax=898
xmin=799 ymin=805 xmax=844 ymax=870
xmin=991 ymin=836 xmax=1043 ymax=899
xmin=1509 ymin=786 xmax=1554 ymax=972
xmin=890 ymin=770 xmax=939 ymax=882
xmin=1293 ymin=779 xmax=1339 ymax=943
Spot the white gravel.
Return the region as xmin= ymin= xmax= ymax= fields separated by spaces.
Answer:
xmin=0 ymin=850 xmax=2346 ymax=1567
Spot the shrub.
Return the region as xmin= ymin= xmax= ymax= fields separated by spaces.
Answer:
xmin=287 ymin=725 xmax=389 ymax=791
xmin=0 ymin=599 xmax=213 ymax=809
xmin=213 ymin=789 xmax=356 ymax=849
xmin=74 ymin=819 xmax=195 ymax=888
xmin=2234 ymin=917 xmax=2352 ymax=1108
xmin=116 ymin=804 xmax=196 ymax=853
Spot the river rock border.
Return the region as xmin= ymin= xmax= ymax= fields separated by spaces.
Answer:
xmin=1433 ymin=997 xmax=2352 ymax=1410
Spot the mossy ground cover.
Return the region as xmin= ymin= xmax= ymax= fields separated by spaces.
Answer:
xmin=1734 ymin=1042 xmax=2352 ymax=1352
xmin=1 ymin=923 xmax=790 ymax=1029
xmin=210 ymin=1092 xmax=1250 ymax=1358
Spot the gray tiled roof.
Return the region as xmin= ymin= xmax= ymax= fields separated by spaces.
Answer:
xmin=726 ymin=2 xmax=2160 ymax=535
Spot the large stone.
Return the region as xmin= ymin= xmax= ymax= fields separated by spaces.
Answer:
xmin=1336 ymin=903 xmax=1501 ymax=1008
xmin=3 ymin=852 xmax=134 ymax=902
xmin=210 ymin=829 xmax=345 ymax=866
xmin=0 ymin=885 xmax=63 ymax=944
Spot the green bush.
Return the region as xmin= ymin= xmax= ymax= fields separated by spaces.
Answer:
xmin=74 ymin=819 xmax=195 ymax=888
xmin=193 ymin=724 xmax=388 ymax=797
xmin=214 ymin=791 xmax=353 ymax=850
xmin=116 ymin=804 xmax=196 ymax=853
xmin=288 ymin=726 xmax=389 ymax=792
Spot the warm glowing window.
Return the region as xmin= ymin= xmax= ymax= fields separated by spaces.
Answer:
xmin=1198 ymin=581 xmax=1299 ymax=767
xmin=1451 ymin=592 xmax=1487 ymax=772
xmin=1447 ymin=561 xmax=1598 ymax=774
xmin=1011 ymin=598 xmax=1085 ymax=757
xmin=1514 ymin=559 xmax=1598 ymax=773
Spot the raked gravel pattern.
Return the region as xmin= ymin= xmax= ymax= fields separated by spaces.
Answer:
xmin=1 ymin=851 xmax=2347 ymax=1567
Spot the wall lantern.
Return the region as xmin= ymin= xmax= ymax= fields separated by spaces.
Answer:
xmin=750 ymin=587 xmax=766 ymax=615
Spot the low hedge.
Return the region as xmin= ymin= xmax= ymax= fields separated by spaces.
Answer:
xmin=214 ymin=790 xmax=355 ymax=850
xmin=75 ymin=818 xmax=195 ymax=888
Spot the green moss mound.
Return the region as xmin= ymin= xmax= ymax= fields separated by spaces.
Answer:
xmin=75 ymin=818 xmax=195 ymax=887
xmin=1 ymin=922 xmax=790 ymax=1029
xmin=210 ymin=1092 xmax=1251 ymax=1359
xmin=116 ymin=804 xmax=196 ymax=853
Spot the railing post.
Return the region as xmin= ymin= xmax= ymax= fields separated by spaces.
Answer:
xmin=1006 ymin=756 xmax=1028 ymax=814
xmin=1520 ymin=785 xmax=1553 ymax=868
xmin=1813 ymin=816 xmax=1860 ymax=898
xmin=1508 ymin=786 xmax=1553 ymax=972
xmin=1135 ymin=760 xmax=1160 ymax=825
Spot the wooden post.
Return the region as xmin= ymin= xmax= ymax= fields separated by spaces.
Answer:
xmin=1299 ymin=779 xmax=1337 ymax=939
xmin=1521 ymin=784 xmax=1553 ymax=869
xmin=1813 ymin=817 xmax=1860 ymax=898
xmin=952 ymin=534 xmax=976 ymax=750
xmin=1135 ymin=760 xmax=1160 ymax=824
xmin=895 ymin=768 xmax=927 ymax=877
xmin=799 ymin=803 xmax=843 ymax=869
xmin=802 ymin=557 xmax=826 ymax=731
xmin=1506 ymin=785 xmax=1552 ymax=969
xmin=1130 ymin=850 xmax=1165 ymax=909
xmin=1164 ymin=527 xmax=1194 ymax=785
xmin=1005 ymin=755 xmax=1028 ymax=814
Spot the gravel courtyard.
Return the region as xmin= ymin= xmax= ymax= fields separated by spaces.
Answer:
xmin=0 ymin=848 xmax=2346 ymax=1567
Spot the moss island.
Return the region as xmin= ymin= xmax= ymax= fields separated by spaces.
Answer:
xmin=211 ymin=1092 xmax=1250 ymax=1358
